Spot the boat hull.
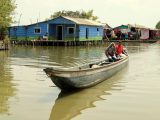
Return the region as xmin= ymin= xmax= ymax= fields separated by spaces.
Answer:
xmin=44 ymin=56 xmax=129 ymax=90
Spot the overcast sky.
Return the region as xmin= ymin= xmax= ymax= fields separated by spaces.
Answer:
xmin=14 ymin=0 xmax=160 ymax=28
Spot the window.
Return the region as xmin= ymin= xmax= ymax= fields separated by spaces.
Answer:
xmin=68 ymin=27 xmax=74 ymax=34
xmin=97 ymin=28 xmax=99 ymax=31
xmin=34 ymin=27 xmax=41 ymax=34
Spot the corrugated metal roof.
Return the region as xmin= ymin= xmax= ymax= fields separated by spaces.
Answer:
xmin=102 ymin=23 xmax=112 ymax=29
xmin=114 ymin=25 xmax=128 ymax=29
xmin=10 ymin=16 xmax=103 ymax=27
xmin=61 ymin=16 xmax=103 ymax=26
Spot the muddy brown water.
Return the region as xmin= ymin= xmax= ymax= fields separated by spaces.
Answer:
xmin=0 ymin=42 xmax=160 ymax=120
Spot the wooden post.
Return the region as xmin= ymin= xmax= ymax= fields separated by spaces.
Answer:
xmin=74 ymin=24 xmax=76 ymax=41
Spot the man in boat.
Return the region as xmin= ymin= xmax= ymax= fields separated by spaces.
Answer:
xmin=105 ymin=42 xmax=118 ymax=62
xmin=116 ymin=41 xmax=128 ymax=58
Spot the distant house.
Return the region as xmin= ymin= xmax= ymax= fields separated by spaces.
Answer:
xmin=113 ymin=24 xmax=152 ymax=40
xmin=113 ymin=25 xmax=130 ymax=34
xmin=8 ymin=16 xmax=103 ymax=42
xmin=102 ymin=23 xmax=112 ymax=40
xmin=112 ymin=25 xmax=130 ymax=40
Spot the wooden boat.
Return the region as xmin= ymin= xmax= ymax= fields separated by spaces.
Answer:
xmin=43 ymin=55 xmax=129 ymax=90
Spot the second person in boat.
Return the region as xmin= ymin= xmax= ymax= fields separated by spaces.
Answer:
xmin=116 ymin=41 xmax=128 ymax=58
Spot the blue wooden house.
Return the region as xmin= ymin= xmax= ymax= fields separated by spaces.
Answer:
xmin=8 ymin=16 xmax=103 ymax=42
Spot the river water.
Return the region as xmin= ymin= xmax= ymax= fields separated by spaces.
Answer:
xmin=0 ymin=42 xmax=160 ymax=120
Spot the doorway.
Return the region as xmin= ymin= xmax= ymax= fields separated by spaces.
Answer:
xmin=57 ymin=26 xmax=63 ymax=40
xmin=86 ymin=28 xmax=89 ymax=39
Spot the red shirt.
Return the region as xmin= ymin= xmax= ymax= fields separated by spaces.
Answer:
xmin=116 ymin=44 xmax=123 ymax=55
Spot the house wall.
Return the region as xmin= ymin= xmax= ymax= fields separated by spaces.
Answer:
xmin=9 ymin=22 xmax=48 ymax=41
xmin=9 ymin=26 xmax=27 ymax=41
xmin=26 ymin=22 xmax=48 ymax=41
xmin=140 ymin=29 xmax=149 ymax=40
xmin=79 ymin=25 xmax=103 ymax=41
xmin=48 ymin=24 xmax=79 ymax=41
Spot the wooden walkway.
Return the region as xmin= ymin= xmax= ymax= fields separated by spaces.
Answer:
xmin=12 ymin=40 xmax=103 ymax=46
xmin=11 ymin=39 xmax=160 ymax=46
xmin=104 ymin=39 xmax=159 ymax=43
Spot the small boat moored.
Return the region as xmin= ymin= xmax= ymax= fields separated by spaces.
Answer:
xmin=43 ymin=55 xmax=129 ymax=91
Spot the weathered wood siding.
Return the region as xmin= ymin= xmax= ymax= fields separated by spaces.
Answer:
xmin=9 ymin=26 xmax=27 ymax=41
xmin=79 ymin=25 xmax=103 ymax=41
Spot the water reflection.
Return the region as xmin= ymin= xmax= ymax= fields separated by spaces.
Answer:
xmin=10 ymin=45 xmax=106 ymax=69
xmin=49 ymin=67 xmax=128 ymax=120
xmin=0 ymin=51 xmax=16 ymax=114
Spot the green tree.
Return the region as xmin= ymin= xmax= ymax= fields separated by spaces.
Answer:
xmin=0 ymin=0 xmax=16 ymax=40
xmin=155 ymin=21 xmax=160 ymax=29
xmin=50 ymin=10 xmax=98 ymax=21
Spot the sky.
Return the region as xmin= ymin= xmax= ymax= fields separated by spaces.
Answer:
xmin=13 ymin=0 xmax=160 ymax=28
